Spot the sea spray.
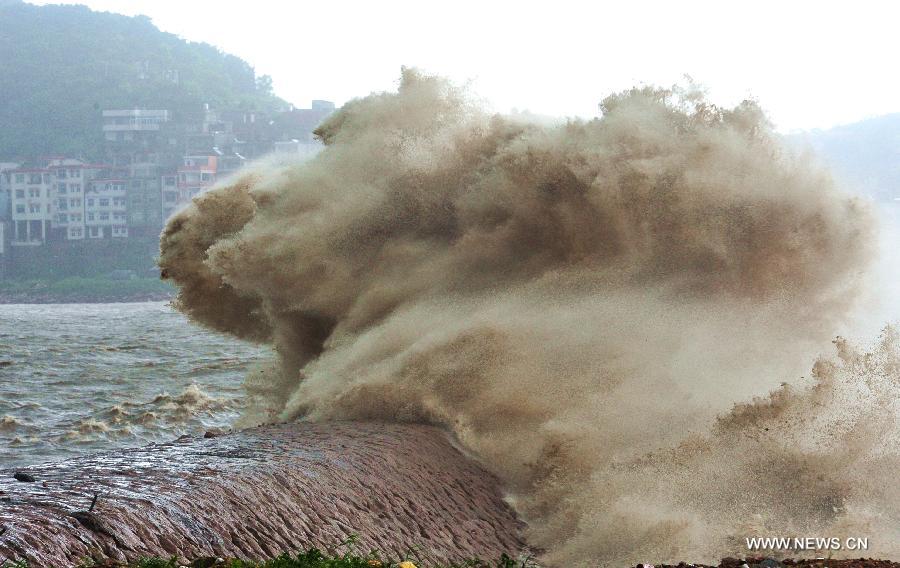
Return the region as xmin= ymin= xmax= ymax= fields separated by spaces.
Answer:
xmin=160 ymin=69 xmax=888 ymax=565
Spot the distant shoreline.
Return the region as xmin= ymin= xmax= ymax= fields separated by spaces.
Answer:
xmin=0 ymin=290 xmax=174 ymax=304
xmin=0 ymin=277 xmax=175 ymax=304
xmin=0 ymin=293 xmax=174 ymax=304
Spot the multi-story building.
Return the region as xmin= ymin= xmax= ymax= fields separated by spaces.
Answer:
xmin=162 ymin=154 xmax=218 ymax=219
xmin=8 ymin=167 xmax=53 ymax=245
xmin=85 ymin=177 xmax=129 ymax=239
xmin=48 ymin=162 xmax=110 ymax=241
xmin=103 ymin=109 xmax=170 ymax=144
xmin=0 ymin=99 xmax=336 ymax=251
xmin=103 ymin=109 xmax=180 ymax=170
xmin=125 ymin=163 xmax=164 ymax=237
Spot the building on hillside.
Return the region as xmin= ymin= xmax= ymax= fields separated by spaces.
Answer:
xmin=161 ymin=155 xmax=217 ymax=219
xmin=48 ymin=162 xmax=113 ymax=241
xmin=272 ymin=100 xmax=335 ymax=150
xmin=0 ymin=165 xmax=11 ymax=267
xmin=8 ymin=167 xmax=53 ymax=245
xmin=103 ymin=109 xmax=180 ymax=169
xmin=213 ymin=148 xmax=247 ymax=180
xmin=85 ymin=177 xmax=129 ymax=239
xmin=161 ymin=174 xmax=178 ymax=219
xmin=126 ymin=163 xmax=164 ymax=237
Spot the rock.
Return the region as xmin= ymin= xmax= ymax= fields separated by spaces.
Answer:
xmin=70 ymin=511 xmax=113 ymax=537
xmin=191 ymin=557 xmax=224 ymax=568
xmin=13 ymin=472 xmax=35 ymax=482
xmin=0 ymin=422 xmax=526 ymax=566
xmin=0 ymin=361 xmax=12 ymax=367
xmin=759 ymin=559 xmax=782 ymax=568
xmin=203 ymin=429 xmax=222 ymax=439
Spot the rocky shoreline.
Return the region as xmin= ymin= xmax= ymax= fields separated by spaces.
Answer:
xmin=0 ymin=422 xmax=525 ymax=567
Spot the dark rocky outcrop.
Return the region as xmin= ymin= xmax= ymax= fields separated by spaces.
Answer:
xmin=0 ymin=422 xmax=525 ymax=567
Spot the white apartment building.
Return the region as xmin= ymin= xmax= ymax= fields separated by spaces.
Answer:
xmin=8 ymin=167 xmax=53 ymax=245
xmin=50 ymin=163 xmax=88 ymax=240
xmin=102 ymin=109 xmax=170 ymax=142
xmin=6 ymin=160 xmax=126 ymax=244
xmin=85 ymin=178 xmax=128 ymax=238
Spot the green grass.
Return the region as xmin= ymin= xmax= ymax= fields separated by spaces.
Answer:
xmin=123 ymin=549 xmax=527 ymax=568
xmin=36 ymin=539 xmax=534 ymax=568
xmin=0 ymin=535 xmax=538 ymax=568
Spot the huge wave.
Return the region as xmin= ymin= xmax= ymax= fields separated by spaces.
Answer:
xmin=159 ymin=69 xmax=900 ymax=565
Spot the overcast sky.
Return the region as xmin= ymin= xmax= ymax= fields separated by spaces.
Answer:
xmin=29 ymin=0 xmax=900 ymax=132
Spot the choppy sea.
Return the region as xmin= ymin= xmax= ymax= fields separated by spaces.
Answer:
xmin=0 ymin=301 xmax=268 ymax=469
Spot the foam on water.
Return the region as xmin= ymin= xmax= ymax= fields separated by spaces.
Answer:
xmin=0 ymin=302 xmax=267 ymax=466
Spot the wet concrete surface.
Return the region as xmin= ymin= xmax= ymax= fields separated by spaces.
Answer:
xmin=0 ymin=421 xmax=525 ymax=567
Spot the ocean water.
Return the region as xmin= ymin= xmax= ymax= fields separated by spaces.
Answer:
xmin=0 ymin=301 xmax=268 ymax=469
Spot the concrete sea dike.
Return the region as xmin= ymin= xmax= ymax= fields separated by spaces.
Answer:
xmin=0 ymin=422 xmax=526 ymax=567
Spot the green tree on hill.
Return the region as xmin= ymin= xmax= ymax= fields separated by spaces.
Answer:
xmin=0 ymin=0 xmax=290 ymax=159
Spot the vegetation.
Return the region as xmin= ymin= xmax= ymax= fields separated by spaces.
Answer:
xmin=115 ymin=551 xmax=528 ymax=568
xmin=2 ymin=236 xmax=162 ymax=280
xmin=0 ymin=541 xmax=533 ymax=568
xmin=0 ymin=0 xmax=289 ymax=158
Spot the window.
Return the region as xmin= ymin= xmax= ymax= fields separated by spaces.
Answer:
xmin=58 ymin=200 xmax=68 ymax=211
xmin=15 ymin=205 xmax=24 ymax=214
xmin=70 ymin=228 xmax=83 ymax=237
xmin=56 ymin=170 xmax=67 ymax=179
xmin=71 ymin=184 xmax=81 ymax=193
xmin=87 ymin=213 xmax=95 ymax=221
xmin=58 ymin=183 xmax=67 ymax=194
xmin=29 ymin=204 xmax=39 ymax=213
xmin=58 ymin=214 xmax=68 ymax=223
xmin=99 ymin=212 xmax=109 ymax=221
xmin=70 ymin=169 xmax=80 ymax=178
xmin=99 ymin=198 xmax=109 ymax=206
xmin=70 ymin=198 xmax=81 ymax=207
xmin=28 ymin=188 xmax=39 ymax=198
xmin=43 ymin=174 xmax=50 ymax=183
xmin=15 ymin=174 xmax=24 ymax=183
xmin=29 ymin=174 xmax=41 ymax=184
xmin=87 ymin=198 xmax=95 ymax=206
xmin=15 ymin=189 xmax=24 ymax=199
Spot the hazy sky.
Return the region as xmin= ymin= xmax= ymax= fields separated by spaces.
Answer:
xmin=29 ymin=0 xmax=900 ymax=132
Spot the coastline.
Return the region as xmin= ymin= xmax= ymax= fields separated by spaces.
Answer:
xmin=0 ymin=421 xmax=525 ymax=567
xmin=0 ymin=290 xmax=174 ymax=304
xmin=0 ymin=277 xmax=175 ymax=304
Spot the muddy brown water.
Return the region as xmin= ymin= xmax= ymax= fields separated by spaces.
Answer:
xmin=0 ymin=421 xmax=526 ymax=567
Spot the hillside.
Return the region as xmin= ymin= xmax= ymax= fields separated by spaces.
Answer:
xmin=0 ymin=0 xmax=289 ymax=159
